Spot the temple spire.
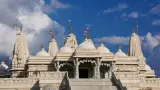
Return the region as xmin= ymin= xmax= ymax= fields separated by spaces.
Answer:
xmin=41 ymin=44 xmax=44 ymax=50
xmin=84 ymin=28 xmax=89 ymax=39
xmin=49 ymin=27 xmax=53 ymax=35
xmin=68 ymin=20 xmax=72 ymax=33
xmin=49 ymin=27 xmax=54 ymax=39
xmin=118 ymin=45 xmax=121 ymax=50
xmin=20 ymin=26 xmax=22 ymax=32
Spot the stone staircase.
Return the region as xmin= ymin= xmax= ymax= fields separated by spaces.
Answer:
xmin=69 ymin=79 xmax=119 ymax=90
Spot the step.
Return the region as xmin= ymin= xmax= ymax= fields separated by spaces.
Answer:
xmin=69 ymin=78 xmax=111 ymax=82
xmin=71 ymin=85 xmax=119 ymax=90
xmin=70 ymin=81 xmax=113 ymax=86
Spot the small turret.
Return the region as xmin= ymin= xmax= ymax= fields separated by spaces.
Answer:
xmin=48 ymin=28 xmax=59 ymax=57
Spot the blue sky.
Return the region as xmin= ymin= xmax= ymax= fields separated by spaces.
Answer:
xmin=0 ymin=0 xmax=160 ymax=76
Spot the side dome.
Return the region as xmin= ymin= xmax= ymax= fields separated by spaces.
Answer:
xmin=42 ymin=85 xmax=57 ymax=90
xmin=1 ymin=61 xmax=9 ymax=69
xmin=97 ymin=43 xmax=110 ymax=53
xmin=79 ymin=38 xmax=96 ymax=49
xmin=59 ymin=45 xmax=74 ymax=53
xmin=36 ymin=46 xmax=50 ymax=56
xmin=115 ymin=46 xmax=127 ymax=57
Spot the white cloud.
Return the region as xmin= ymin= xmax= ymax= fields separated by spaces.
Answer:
xmin=94 ymin=36 xmax=129 ymax=45
xmin=128 ymin=12 xmax=139 ymax=19
xmin=0 ymin=0 xmax=66 ymax=56
xmin=98 ymin=4 xmax=128 ymax=15
xmin=43 ymin=0 xmax=71 ymax=13
xmin=143 ymin=32 xmax=159 ymax=53
xmin=121 ymin=12 xmax=139 ymax=20
xmin=152 ymin=20 xmax=160 ymax=25
xmin=150 ymin=4 xmax=160 ymax=14
xmin=94 ymin=32 xmax=159 ymax=53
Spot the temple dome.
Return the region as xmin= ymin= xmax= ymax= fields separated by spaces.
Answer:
xmin=1 ymin=61 xmax=9 ymax=69
xmin=42 ymin=85 xmax=57 ymax=90
xmin=36 ymin=48 xmax=50 ymax=56
xmin=97 ymin=43 xmax=110 ymax=53
xmin=115 ymin=48 xmax=127 ymax=57
xmin=59 ymin=45 xmax=74 ymax=53
xmin=79 ymin=38 xmax=96 ymax=49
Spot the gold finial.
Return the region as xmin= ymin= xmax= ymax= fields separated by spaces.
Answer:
xmin=136 ymin=19 xmax=138 ymax=34
xmin=52 ymin=33 xmax=54 ymax=39
xmin=132 ymin=27 xmax=135 ymax=33
xmin=87 ymin=35 xmax=90 ymax=39
xmin=68 ymin=20 xmax=72 ymax=33
xmin=118 ymin=45 xmax=120 ymax=50
xmin=20 ymin=26 xmax=22 ymax=32
xmin=49 ymin=27 xmax=53 ymax=35
xmin=41 ymin=44 xmax=44 ymax=49
xmin=70 ymin=27 xmax=72 ymax=33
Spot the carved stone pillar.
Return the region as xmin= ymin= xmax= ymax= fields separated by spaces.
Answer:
xmin=74 ymin=58 xmax=80 ymax=79
xmin=96 ymin=58 xmax=101 ymax=79
xmin=93 ymin=65 xmax=97 ymax=78
xmin=111 ymin=61 xmax=115 ymax=72
xmin=54 ymin=61 xmax=60 ymax=72
xmin=109 ymin=65 xmax=112 ymax=79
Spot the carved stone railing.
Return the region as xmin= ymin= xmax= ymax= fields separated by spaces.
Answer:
xmin=0 ymin=78 xmax=39 ymax=89
xmin=0 ymin=78 xmax=38 ymax=84
xmin=141 ymin=78 xmax=160 ymax=88
xmin=112 ymin=72 xmax=127 ymax=90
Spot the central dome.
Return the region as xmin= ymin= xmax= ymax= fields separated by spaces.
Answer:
xmin=78 ymin=38 xmax=96 ymax=49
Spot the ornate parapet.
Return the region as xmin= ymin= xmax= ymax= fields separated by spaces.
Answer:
xmin=39 ymin=72 xmax=66 ymax=78
xmin=0 ymin=78 xmax=39 ymax=89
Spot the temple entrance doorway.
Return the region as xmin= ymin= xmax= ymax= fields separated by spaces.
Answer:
xmin=79 ymin=69 xmax=88 ymax=78
xmin=79 ymin=62 xmax=94 ymax=78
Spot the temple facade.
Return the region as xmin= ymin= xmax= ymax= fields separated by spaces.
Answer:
xmin=0 ymin=21 xmax=160 ymax=90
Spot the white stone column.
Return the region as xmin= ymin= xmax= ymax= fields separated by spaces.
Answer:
xmin=109 ymin=66 xmax=112 ymax=79
xmin=74 ymin=58 xmax=80 ymax=79
xmin=96 ymin=58 xmax=101 ymax=79
xmin=94 ymin=66 xmax=97 ymax=78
